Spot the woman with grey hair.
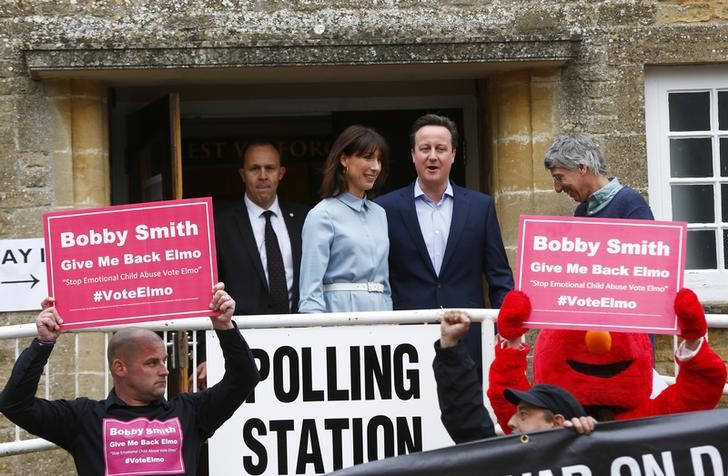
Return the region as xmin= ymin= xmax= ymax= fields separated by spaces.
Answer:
xmin=543 ymin=132 xmax=657 ymax=363
xmin=543 ymin=133 xmax=653 ymax=219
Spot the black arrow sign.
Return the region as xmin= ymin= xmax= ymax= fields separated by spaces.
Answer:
xmin=1 ymin=274 xmax=40 ymax=289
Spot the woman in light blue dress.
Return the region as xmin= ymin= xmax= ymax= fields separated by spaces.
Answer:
xmin=299 ymin=125 xmax=393 ymax=313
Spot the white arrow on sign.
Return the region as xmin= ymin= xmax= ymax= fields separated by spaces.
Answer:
xmin=0 ymin=238 xmax=48 ymax=312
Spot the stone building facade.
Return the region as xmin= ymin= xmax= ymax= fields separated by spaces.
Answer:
xmin=1 ymin=0 xmax=728 ymax=473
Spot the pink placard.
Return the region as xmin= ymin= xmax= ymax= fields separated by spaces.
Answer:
xmin=516 ymin=215 xmax=687 ymax=334
xmin=43 ymin=198 xmax=218 ymax=330
xmin=103 ymin=417 xmax=185 ymax=475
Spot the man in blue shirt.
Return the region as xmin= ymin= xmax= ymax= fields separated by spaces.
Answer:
xmin=544 ymin=133 xmax=654 ymax=220
xmin=544 ymin=133 xmax=658 ymax=359
xmin=377 ymin=113 xmax=514 ymax=367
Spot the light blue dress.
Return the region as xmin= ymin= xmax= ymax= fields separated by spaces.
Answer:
xmin=298 ymin=193 xmax=393 ymax=313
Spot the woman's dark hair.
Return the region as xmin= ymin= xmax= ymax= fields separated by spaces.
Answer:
xmin=320 ymin=125 xmax=390 ymax=198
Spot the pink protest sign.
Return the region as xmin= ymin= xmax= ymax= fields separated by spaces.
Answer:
xmin=103 ymin=417 xmax=184 ymax=475
xmin=43 ymin=197 xmax=217 ymax=330
xmin=516 ymin=215 xmax=687 ymax=334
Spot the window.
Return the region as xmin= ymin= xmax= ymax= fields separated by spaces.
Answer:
xmin=645 ymin=66 xmax=728 ymax=302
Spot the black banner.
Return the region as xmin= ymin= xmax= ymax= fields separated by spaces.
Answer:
xmin=331 ymin=409 xmax=728 ymax=475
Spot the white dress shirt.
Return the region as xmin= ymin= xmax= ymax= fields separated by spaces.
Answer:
xmin=244 ymin=194 xmax=295 ymax=308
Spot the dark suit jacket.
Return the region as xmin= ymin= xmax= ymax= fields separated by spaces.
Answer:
xmin=215 ymin=199 xmax=309 ymax=315
xmin=377 ymin=182 xmax=513 ymax=367
xmin=377 ymin=181 xmax=513 ymax=311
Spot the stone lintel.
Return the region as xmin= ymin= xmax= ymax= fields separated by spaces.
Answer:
xmin=24 ymin=39 xmax=579 ymax=81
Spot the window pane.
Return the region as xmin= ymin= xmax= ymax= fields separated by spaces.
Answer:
xmin=724 ymin=230 xmax=728 ymax=269
xmin=669 ymin=138 xmax=713 ymax=177
xmin=721 ymin=138 xmax=728 ymax=177
xmin=669 ymin=92 xmax=710 ymax=131
xmin=720 ymin=91 xmax=728 ymax=131
xmin=687 ymin=230 xmax=717 ymax=269
xmin=723 ymin=184 xmax=728 ymax=222
xmin=671 ymin=184 xmax=714 ymax=222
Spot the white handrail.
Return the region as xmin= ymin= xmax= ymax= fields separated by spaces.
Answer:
xmin=0 ymin=438 xmax=57 ymax=456
xmin=0 ymin=309 xmax=724 ymax=458
xmin=0 ymin=308 xmax=498 ymax=340
xmin=2 ymin=310 xmax=726 ymax=339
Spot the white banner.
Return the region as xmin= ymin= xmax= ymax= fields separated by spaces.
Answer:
xmin=206 ymin=323 xmax=454 ymax=475
xmin=0 ymin=238 xmax=47 ymax=312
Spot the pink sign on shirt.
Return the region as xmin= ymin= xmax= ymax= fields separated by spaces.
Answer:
xmin=103 ymin=417 xmax=184 ymax=475
xmin=516 ymin=215 xmax=687 ymax=334
xmin=44 ymin=197 xmax=218 ymax=330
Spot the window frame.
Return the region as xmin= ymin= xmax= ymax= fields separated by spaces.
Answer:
xmin=645 ymin=65 xmax=728 ymax=303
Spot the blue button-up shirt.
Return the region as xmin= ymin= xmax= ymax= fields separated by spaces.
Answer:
xmin=414 ymin=180 xmax=454 ymax=276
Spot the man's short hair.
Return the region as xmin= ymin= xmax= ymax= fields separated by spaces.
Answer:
xmin=107 ymin=328 xmax=161 ymax=367
xmin=241 ymin=142 xmax=283 ymax=166
xmin=543 ymin=133 xmax=607 ymax=175
xmin=504 ymin=384 xmax=586 ymax=419
xmin=409 ymin=113 xmax=459 ymax=149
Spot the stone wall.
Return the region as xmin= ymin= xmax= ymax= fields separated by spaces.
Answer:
xmin=657 ymin=0 xmax=728 ymax=23
xmin=0 ymin=0 xmax=727 ymax=472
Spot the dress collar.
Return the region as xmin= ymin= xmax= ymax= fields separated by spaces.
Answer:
xmin=244 ymin=194 xmax=282 ymax=218
xmin=414 ymin=179 xmax=453 ymax=205
xmin=336 ymin=192 xmax=370 ymax=212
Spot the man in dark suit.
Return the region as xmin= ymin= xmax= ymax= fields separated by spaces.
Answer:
xmin=377 ymin=114 xmax=513 ymax=367
xmin=215 ymin=142 xmax=309 ymax=315
xmin=193 ymin=143 xmax=307 ymax=390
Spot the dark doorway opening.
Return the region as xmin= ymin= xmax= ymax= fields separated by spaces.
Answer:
xmin=177 ymin=109 xmax=466 ymax=208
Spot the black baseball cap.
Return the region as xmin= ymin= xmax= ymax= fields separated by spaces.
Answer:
xmin=504 ymin=384 xmax=586 ymax=419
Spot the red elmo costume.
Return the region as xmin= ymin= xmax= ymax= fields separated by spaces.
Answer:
xmin=488 ymin=289 xmax=726 ymax=433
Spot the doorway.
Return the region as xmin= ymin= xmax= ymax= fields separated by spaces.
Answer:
xmin=110 ymin=82 xmax=482 ymax=208
xmin=177 ymin=108 xmax=467 ymax=208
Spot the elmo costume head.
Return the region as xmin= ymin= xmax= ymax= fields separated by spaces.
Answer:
xmin=489 ymin=288 xmax=725 ymax=429
xmin=533 ymin=329 xmax=653 ymax=409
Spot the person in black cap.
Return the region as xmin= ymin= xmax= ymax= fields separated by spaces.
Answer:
xmin=434 ymin=310 xmax=596 ymax=442
xmin=504 ymin=384 xmax=596 ymax=434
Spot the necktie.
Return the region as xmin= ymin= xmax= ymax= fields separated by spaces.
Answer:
xmin=263 ymin=210 xmax=289 ymax=314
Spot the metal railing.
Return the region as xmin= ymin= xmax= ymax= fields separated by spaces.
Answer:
xmin=0 ymin=309 xmax=726 ymax=457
